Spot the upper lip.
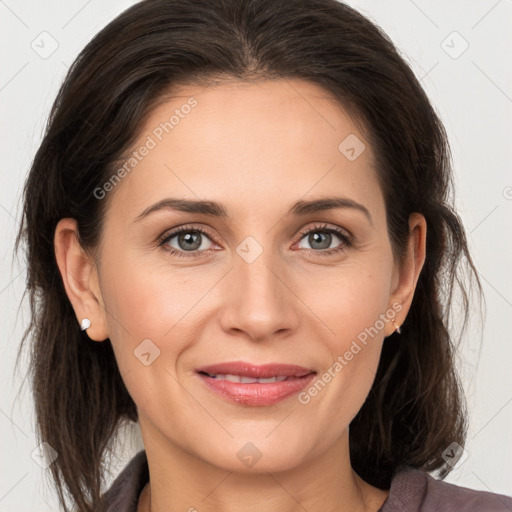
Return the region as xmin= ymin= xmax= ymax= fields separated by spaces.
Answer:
xmin=196 ymin=361 xmax=315 ymax=378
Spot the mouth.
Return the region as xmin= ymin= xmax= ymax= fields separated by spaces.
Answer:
xmin=195 ymin=361 xmax=317 ymax=406
xmin=198 ymin=373 xmax=295 ymax=383
xmin=196 ymin=361 xmax=315 ymax=378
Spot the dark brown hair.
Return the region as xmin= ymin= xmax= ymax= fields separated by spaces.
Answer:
xmin=14 ymin=0 xmax=481 ymax=510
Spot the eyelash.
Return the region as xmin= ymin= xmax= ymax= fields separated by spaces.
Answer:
xmin=157 ymin=223 xmax=353 ymax=258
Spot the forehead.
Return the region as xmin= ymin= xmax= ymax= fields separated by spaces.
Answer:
xmin=105 ymin=78 xmax=382 ymax=223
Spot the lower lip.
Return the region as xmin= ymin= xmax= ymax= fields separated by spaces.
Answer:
xmin=197 ymin=373 xmax=316 ymax=406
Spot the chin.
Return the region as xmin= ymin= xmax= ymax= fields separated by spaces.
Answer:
xmin=196 ymin=436 xmax=310 ymax=474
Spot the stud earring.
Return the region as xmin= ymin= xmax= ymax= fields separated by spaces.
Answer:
xmin=80 ymin=318 xmax=91 ymax=331
xmin=392 ymin=319 xmax=401 ymax=334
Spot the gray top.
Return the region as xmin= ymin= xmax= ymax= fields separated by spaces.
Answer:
xmin=100 ymin=450 xmax=512 ymax=511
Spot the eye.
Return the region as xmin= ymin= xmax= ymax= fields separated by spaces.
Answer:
xmin=157 ymin=222 xmax=352 ymax=258
xmin=158 ymin=225 xmax=217 ymax=258
xmin=295 ymin=223 xmax=352 ymax=255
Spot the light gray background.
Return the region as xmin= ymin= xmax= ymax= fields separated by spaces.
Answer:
xmin=1 ymin=1 xmax=511 ymax=510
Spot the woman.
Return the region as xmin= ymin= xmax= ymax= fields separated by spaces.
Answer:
xmin=14 ymin=0 xmax=512 ymax=511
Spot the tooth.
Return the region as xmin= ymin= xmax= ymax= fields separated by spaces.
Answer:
xmin=207 ymin=374 xmax=290 ymax=383
xmin=239 ymin=376 xmax=259 ymax=383
xmin=222 ymin=374 xmax=240 ymax=382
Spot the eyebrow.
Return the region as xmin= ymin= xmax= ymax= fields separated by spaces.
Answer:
xmin=133 ymin=196 xmax=372 ymax=224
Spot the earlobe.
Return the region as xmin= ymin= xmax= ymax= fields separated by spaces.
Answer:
xmin=53 ymin=218 xmax=109 ymax=342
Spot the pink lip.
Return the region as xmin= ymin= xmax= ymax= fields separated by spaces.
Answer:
xmin=196 ymin=361 xmax=316 ymax=406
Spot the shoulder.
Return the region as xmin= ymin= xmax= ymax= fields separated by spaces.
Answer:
xmin=379 ymin=465 xmax=512 ymax=512
xmin=99 ymin=450 xmax=149 ymax=512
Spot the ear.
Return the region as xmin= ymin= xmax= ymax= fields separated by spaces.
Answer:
xmin=385 ymin=212 xmax=427 ymax=336
xmin=54 ymin=218 xmax=109 ymax=342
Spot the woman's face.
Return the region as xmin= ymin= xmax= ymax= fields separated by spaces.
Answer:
xmin=86 ymin=79 xmax=418 ymax=472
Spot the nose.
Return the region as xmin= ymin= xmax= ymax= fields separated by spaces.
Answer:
xmin=218 ymin=245 xmax=300 ymax=342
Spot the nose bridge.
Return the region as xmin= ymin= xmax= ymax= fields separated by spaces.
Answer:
xmin=239 ymin=244 xmax=279 ymax=303
xmin=219 ymin=236 xmax=297 ymax=340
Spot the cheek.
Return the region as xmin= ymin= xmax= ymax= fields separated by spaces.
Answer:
xmin=102 ymin=252 xmax=214 ymax=340
xmin=309 ymin=260 xmax=393 ymax=340
xmin=302 ymin=261 xmax=392 ymax=407
xmin=99 ymin=253 xmax=229 ymax=404
xmin=98 ymin=255 xmax=192 ymax=376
